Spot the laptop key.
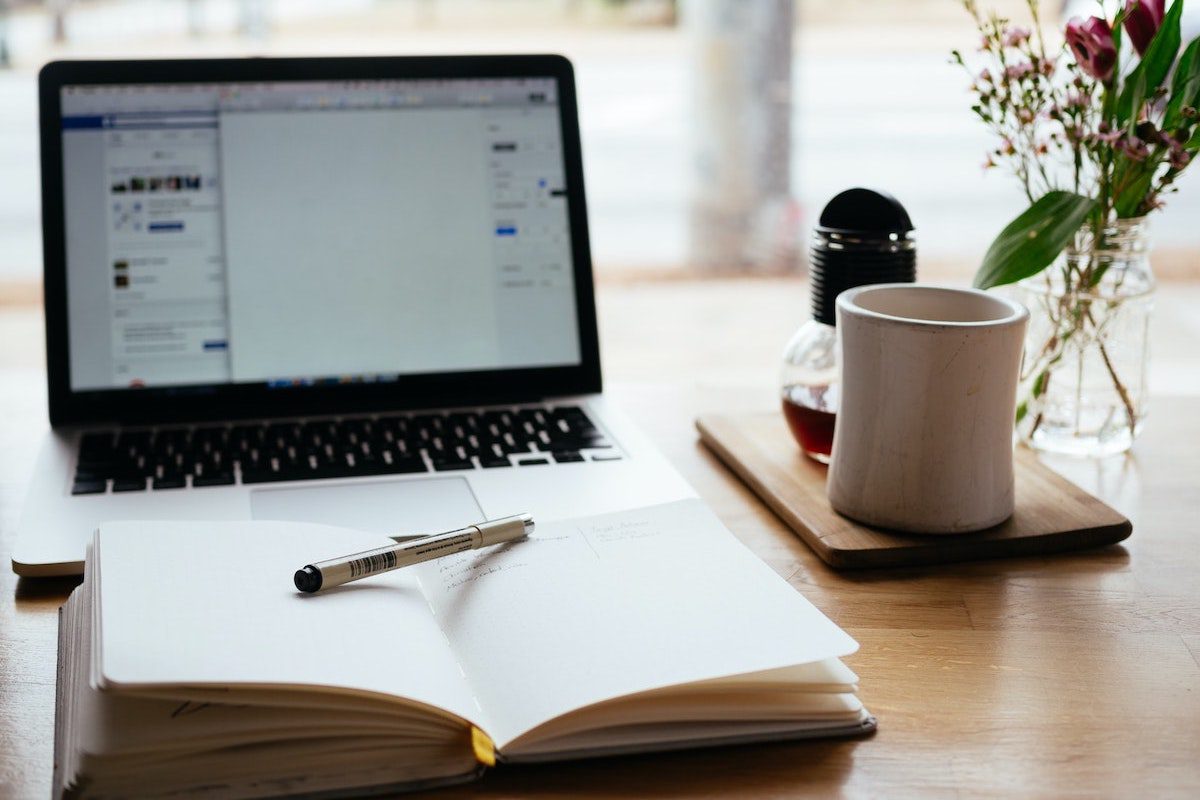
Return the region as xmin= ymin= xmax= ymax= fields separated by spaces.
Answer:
xmin=192 ymin=473 xmax=235 ymax=487
xmin=516 ymin=458 xmax=550 ymax=466
xmin=378 ymin=454 xmax=428 ymax=474
xmin=432 ymin=458 xmax=473 ymax=472
xmin=152 ymin=476 xmax=187 ymax=490
xmin=479 ymin=457 xmax=512 ymax=469
xmin=71 ymin=480 xmax=107 ymax=495
xmin=112 ymin=478 xmax=147 ymax=492
xmin=345 ymin=455 xmax=396 ymax=478
xmin=75 ymin=456 xmax=119 ymax=471
xmin=109 ymin=465 xmax=151 ymax=481
xmin=241 ymin=468 xmax=303 ymax=484
xmin=552 ymin=451 xmax=585 ymax=463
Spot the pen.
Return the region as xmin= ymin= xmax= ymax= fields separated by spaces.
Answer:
xmin=293 ymin=513 xmax=534 ymax=594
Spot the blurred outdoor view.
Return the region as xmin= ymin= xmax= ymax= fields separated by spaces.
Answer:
xmin=0 ymin=0 xmax=1197 ymax=290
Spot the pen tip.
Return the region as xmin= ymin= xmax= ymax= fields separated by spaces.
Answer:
xmin=294 ymin=566 xmax=322 ymax=593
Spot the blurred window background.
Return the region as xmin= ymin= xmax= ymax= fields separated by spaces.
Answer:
xmin=0 ymin=0 xmax=1196 ymax=292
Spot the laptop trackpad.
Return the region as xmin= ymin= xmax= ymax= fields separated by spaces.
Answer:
xmin=249 ymin=477 xmax=483 ymax=538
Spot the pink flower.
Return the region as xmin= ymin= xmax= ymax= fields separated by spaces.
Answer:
xmin=1004 ymin=26 xmax=1032 ymax=47
xmin=1005 ymin=62 xmax=1034 ymax=80
xmin=1066 ymin=16 xmax=1117 ymax=81
xmin=1168 ymin=138 xmax=1192 ymax=169
xmin=1124 ymin=0 xmax=1165 ymax=56
xmin=1119 ymin=136 xmax=1151 ymax=160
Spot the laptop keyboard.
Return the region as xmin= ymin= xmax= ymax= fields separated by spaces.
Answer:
xmin=71 ymin=404 xmax=620 ymax=494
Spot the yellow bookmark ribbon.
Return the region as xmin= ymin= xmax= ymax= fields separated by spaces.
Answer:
xmin=471 ymin=726 xmax=496 ymax=767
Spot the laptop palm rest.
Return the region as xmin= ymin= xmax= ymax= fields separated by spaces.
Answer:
xmin=248 ymin=477 xmax=484 ymax=538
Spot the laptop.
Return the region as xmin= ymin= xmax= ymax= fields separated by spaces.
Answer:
xmin=14 ymin=55 xmax=695 ymax=577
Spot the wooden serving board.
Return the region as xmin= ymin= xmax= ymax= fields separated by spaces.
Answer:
xmin=696 ymin=412 xmax=1132 ymax=569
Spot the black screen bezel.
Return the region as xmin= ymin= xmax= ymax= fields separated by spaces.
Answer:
xmin=39 ymin=55 xmax=601 ymax=426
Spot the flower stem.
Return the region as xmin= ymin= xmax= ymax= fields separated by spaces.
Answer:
xmin=1085 ymin=304 xmax=1138 ymax=432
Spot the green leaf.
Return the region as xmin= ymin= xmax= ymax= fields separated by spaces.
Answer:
xmin=1125 ymin=71 xmax=1148 ymax=135
xmin=1165 ymin=37 xmax=1200 ymax=127
xmin=1112 ymin=150 xmax=1162 ymax=219
xmin=1189 ymin=128 xmax=1200 ymax=149
xmin=1115 ymin=163 xmax=1157 ymax=217
xmin=1117 ymin=0 xmax=1184 ymax=123
xmin=973 ymin=192 xmax=1098 ymax=290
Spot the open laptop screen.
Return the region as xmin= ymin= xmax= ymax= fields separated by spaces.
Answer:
xmin=58 ymin=76 xmax=581 ymax=394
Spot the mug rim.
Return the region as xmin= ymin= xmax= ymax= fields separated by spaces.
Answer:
xmin=837 ymin=283 xmax=1029 ymax=329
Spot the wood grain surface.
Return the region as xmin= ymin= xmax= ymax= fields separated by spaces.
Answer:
xmin=697 ymin=413 xmax=1132 ymax=568
xmin=2 ymin=280 xmax=1199 ymax=799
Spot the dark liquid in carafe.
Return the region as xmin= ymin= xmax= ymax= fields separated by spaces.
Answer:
xmin=781 ymin=386 xmax=836 ymax=463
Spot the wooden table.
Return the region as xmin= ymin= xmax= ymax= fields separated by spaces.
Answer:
xmin=2 ymin=279 xmax=1199 ymax=798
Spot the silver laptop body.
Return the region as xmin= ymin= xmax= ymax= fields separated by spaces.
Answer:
xmin=15 ymin=55 xmax=693 ymax=576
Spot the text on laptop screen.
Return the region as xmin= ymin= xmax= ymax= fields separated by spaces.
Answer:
xmin=59 ymin=78 xmax=581 ymax=391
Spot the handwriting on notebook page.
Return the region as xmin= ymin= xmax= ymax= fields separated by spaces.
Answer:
xmin=434 ymin=534 xmax=572 ymax=590
xmin=440 ymin=556 xmax=531 ymax=590
xmin=585 ymin=517 xmax=667 ymax=544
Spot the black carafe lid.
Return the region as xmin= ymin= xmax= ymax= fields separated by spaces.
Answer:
xmin=816 ymin=187 xmax=914 ymax=235
xmin=810 ymin=187 xmax=916 ymax=325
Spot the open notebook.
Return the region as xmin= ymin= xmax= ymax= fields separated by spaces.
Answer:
xmin=54 ymin=499 xmax=875 ymax=798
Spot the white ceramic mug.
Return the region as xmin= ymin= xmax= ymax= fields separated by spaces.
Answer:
xmin=827 ymin=284 xmax=1029 ymax=534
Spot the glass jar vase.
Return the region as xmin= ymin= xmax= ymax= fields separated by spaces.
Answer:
xmin=1012 ymin=218 xmax=1155 ymax=457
